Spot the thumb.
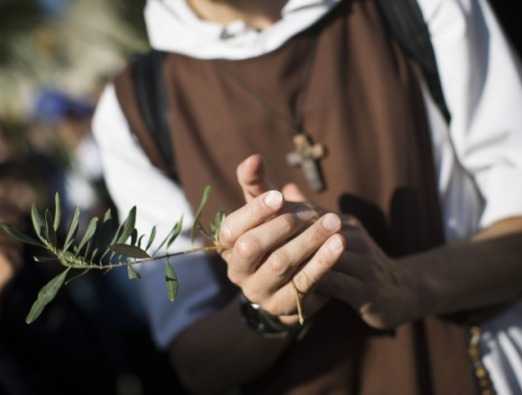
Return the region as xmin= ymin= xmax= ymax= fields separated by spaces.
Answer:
xmin=236 ymin=154 xmax=272 ymax=203
xmin=282 ymin=182 xmax=307 ymax=202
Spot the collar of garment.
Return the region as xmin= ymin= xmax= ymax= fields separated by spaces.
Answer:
xmin=145 ymin=0 xmax=341 ymax=59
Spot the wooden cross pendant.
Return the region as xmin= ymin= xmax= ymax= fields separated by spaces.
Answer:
xmin=286 ymin=133 xmax=327 ymax=192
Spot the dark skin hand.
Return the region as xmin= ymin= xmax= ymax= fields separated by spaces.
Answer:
xmin=315 ymin=212 xmax=522 ymax=329
xmin=232 ymin=155 xmax=522 ymax=330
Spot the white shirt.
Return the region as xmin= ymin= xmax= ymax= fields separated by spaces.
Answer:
xmin=92 ymin=0 xmax=522 ymax=393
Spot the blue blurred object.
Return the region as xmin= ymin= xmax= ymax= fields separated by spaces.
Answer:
xmin=34 ymin=89 xmax=94 ymax=123
xmin=38 ymin=0 xmax=70 ymax=17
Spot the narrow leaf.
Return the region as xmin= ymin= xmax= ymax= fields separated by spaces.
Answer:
xmin=53 ymin=192 xmax=61 ymax=232
xmin=76 ymin=217 xmax=98 ymax=254
xmin=130 ymin=229 xmax=138 ymax=246
xmin=90 ymin=248 xmax=99 ymax=264
xmin=137 ymin=234 xmax=145 ymax=249
xmin=145 ymin=226 xmax=156 ymax=251
xmin=83 ymin=241 xmax=93 ymax=260
xmin=117 ymin=207 xmax=136 ymax=244
xmin=64 ymin=207 xmax=80 ymax=252
xmin=103 ymin=208 xmax=112 ymax=223
xmin=25 ymin=268 xmax=71 ymax=324
xmin=191 ymin=186 xmax=211 ymax=242
xmin=164 ymin=262 xmax=178 ymax=302
xmin=127 ymin=264 xmax=141 ymax=280
xmin=43 ymin=209 xmax=55 ymax=245
xmin=211 ymin=211 xmax=226 ymax=242
xmin=0 ymin=224 xmax=42 ymax=247
xmin=110 ymin=244 xmax=151 ymax=259
xmin=167 ymin=216 xmax=183 ymax=248
xmin=154 ymin=223 xmax=178 ymax=254
xmin=31 ymin=204 xmax=44 ymax=241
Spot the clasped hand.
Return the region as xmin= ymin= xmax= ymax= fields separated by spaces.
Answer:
xmin=218 ymin=155 xmax=420 ymax=329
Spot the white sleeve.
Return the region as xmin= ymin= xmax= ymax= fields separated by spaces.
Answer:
xmin=92 ymin=85 xmax=230 ymax=348
xmin=418 ymin=0 xmax=522 ymax=228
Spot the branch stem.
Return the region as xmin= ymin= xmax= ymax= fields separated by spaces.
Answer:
xmin=59 ymin=245 xmax=220 ymax=270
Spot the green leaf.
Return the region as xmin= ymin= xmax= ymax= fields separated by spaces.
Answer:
xmin=167 ymin=216 xmax=183 ymax=248
xmin=154 ymin=220 xmax=180 ymax=254
xmin=43 ymin=209 xmax=56 ymax=246
xmin=90 ymin=248 xmax=99 ymax=264
xmin=102 ymin=208 xmax=112 ymax=223
xmin=64 ymin=207 xmax=80 ymax=252
xmin=211 ymin=211 xmax=226 ymax=242
xmin=53 ymin=192 xmax=61 ymax=232
xmin=83 ymin=241 xmax=93 ymax=260
xmin=145 ymin=226 xmax=156 ymax=251
xmin=127 ymin=264 xmax=141 ymax=280
xmin=31 ymin=204 xmax=44 ymax=241
xmin=117 ymin=207 xmax=136 ymax=244
xmin=110 ymin=244 xmax=151 ymax=259
xmin=137 ymin=234 xmax=145 ymax=249
xmin=164 ymin=262 xmax=178 ymax=302
xmin=76 ymin=217 xmax=98 ymax=254
xmin=0 ymin=224 xmax=42 ymax=247
xmin=25 ymin=268 xmax=71 ymax=324
xmin=191 ymin=186 xmax=211 ymax=242
xmin=130 ymin=229 xmax=138 ymax=246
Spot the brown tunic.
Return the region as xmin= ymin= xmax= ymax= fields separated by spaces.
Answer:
xmin=114 ymin=0 xmax=478 ymax=393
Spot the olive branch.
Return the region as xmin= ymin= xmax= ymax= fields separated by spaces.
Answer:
xmin=1 ymin=186 xmax=305 ymax=326
xmin=0 ymin=186 xmax=224 ymax=324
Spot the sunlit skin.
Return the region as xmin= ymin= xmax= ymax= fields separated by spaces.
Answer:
xmin=0 ymin=252 xmax=13 ymax=290
xmin=187 ymin=0 xmax=286 ymax=28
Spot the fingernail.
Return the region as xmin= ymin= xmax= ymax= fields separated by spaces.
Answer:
xmin=328 ymin=236 xmax=344 ymax=253
xmin=322 ymin=213 xmax=340 ymax=232
xmin=264 ymin=191 xmax=282 ymax=209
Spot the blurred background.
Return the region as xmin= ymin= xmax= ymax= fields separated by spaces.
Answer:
xmin=0 ymin=1 xmax=519 ymax=394
xmin=0 ymin=1 xmax=187 ymax=394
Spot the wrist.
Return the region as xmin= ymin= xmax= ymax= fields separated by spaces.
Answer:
xmin=397 ymin=254 xmax=441 ymax=321
xmin=239 ymin=293 xmax=304 ymax=338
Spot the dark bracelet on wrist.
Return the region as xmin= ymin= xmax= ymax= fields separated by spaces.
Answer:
xmin=238 ymin=292 xmax=304 ymax=339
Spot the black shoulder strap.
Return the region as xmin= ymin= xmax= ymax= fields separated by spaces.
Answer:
xmin=130 ymin=50 xmax=179 ymax=180
xmin=376 ymin=0 xmax=451 ymax=124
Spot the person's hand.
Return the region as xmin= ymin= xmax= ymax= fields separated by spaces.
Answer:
xmin=219 ymin=155 xmax=346 ymax=325
xmin=316 ymin=219 xmax=421 ymax=329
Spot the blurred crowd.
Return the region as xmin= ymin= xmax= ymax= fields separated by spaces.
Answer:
xmin=0 ymin=87 xmax=168 ymax=395
xmin=0 ymin=1 xmax=520 ymax=395
xmin=0 ymin=1 xmax=184 ymax=394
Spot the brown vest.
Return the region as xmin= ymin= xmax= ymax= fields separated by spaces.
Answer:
xmin=114 ymin=1 xmax=478 ymax=393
